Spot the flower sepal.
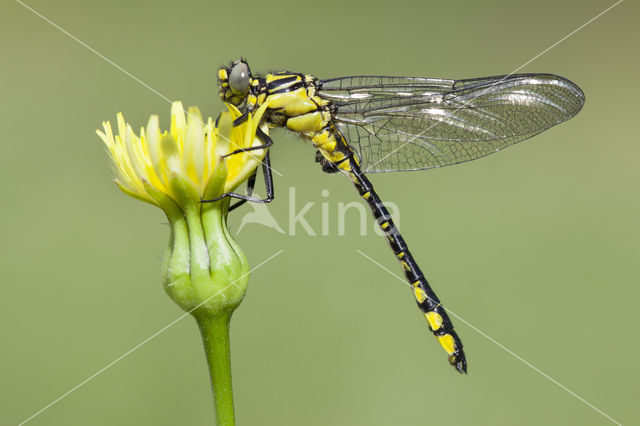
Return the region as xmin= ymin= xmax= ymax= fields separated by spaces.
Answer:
xmin=162 ymin=194 xmax=249 ymax=320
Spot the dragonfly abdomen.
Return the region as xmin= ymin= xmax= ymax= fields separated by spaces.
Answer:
xmin=347 ymin=159 xmax=467 ymax=373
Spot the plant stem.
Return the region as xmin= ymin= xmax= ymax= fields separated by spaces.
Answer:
xmin=196 ymin=313 xmax=235 ymax=426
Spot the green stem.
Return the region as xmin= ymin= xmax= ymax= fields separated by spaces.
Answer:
xmin=196 ymin=313 xmax=235 ymax=426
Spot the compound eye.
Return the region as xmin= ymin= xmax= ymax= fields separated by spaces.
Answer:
xmin=229 ymin=62 xmax=250 ymax=94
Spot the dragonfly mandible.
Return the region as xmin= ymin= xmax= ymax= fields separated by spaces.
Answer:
xmin=208 ymin=59 xmax=585 ymax=374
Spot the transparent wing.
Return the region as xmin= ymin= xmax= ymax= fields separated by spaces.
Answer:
xmin=318 ymin=74 xmax=585 ymax=172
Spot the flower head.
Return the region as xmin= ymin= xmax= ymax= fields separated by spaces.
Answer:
xmin=97 ymin=101 xmax=268 ymax=209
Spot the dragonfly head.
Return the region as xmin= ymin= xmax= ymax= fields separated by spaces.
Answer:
xmin=218 ymin=59 xmax=252 ymax=106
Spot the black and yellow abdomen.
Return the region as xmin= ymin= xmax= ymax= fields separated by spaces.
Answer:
xmin=346 ymin=161 xmax=466 ymax=373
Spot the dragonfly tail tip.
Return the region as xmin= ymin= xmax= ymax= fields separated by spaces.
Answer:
xmin=451 ymin=351 xmax=468 ymax=374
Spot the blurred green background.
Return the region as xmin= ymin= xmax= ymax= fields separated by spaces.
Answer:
xmin=1 ymin=0 xmax=637 ymax=425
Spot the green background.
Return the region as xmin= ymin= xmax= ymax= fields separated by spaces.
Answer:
xmin=1 ymin=0 xmax=637 ymax=425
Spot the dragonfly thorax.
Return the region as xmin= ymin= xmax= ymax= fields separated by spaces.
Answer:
xmin=218 ymin=59 xmax=357 ymax=170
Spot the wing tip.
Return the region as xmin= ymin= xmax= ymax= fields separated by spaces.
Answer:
xmin=533 ymin=73 xmax=586 ymax=111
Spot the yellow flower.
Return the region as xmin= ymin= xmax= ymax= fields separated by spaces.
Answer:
xmin=97 ymin=100 xmax=270 ymax=318
xmin=96 ymin=101 xmax=268 ymax=208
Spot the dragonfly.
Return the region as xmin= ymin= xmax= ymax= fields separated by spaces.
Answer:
xmin=209 ymin=59 xmax=585 ymax=373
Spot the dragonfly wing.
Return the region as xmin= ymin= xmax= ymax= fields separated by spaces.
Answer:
xmin=318 ymin=74 xmax=585 ymax=172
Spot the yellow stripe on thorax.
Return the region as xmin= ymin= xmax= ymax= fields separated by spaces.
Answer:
xmin=265 ymin=73 xmax=302 ymax=84
xmin=266 ymin=89 xmax=317 ymax=116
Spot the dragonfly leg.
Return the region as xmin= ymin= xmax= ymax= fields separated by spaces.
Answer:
xmin=202 ymin=129 xmax=274 ymax=208
xmin=222 ymin=126 xmax=273 ymax=158
xmin=232 ymin=112 xmax=249 ymax=126
xmin=315 ymin=150 xmax=339 ymax=173
xmin=228 ymin=167 xmax=257 ymax=211
xmin=228 ymin=149 xmax=274 ymax=211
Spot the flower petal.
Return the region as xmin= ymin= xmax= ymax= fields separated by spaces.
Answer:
xmin=185 ymin=107 xmax=205 ymax=188
xmin=170 ymin=101 xmax=186 ymax=150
